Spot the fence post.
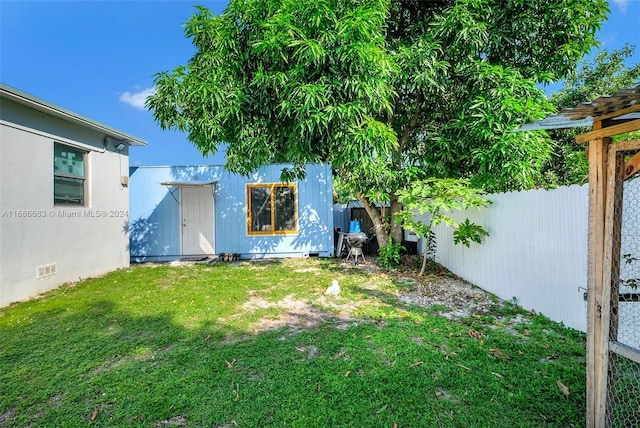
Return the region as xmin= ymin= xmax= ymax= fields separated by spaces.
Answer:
xmin=586 ymin=132 xmax=611 ymax=428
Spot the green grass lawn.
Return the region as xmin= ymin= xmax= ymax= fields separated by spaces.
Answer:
xmin=0 ymin=258 xmax=586 ymax=427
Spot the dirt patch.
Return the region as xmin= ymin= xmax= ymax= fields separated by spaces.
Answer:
xmin=235 ymin=257 xmax=498 ymax=336
xmin=156 ymin=414 xmax=188 ymax=427
xmin=295 ymin=344 xmax=320 ymax=359
xmin=344 ymin=255 xmax=497 ymax=320
xmin=241 ymin=294 xmax=361 ymax=333
xmin=49 ymin=392 xmax=64 ymax=406
xmin=0 ymin=408 xmax=16 ymax=427
xmin=398 ymin=275 xmax=494 ymax=319
xmin=214 ymin=423 xmax=238 ymax=428
xmin=292 ymin=267 xmax=323 ymax=274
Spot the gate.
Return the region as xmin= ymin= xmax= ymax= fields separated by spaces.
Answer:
xmin=586 ymin=137 xmax=640 ymax=427
xmin=517 ymin=86 xmax=640 ymax=427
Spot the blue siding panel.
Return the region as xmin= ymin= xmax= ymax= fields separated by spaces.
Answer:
xmin=129 ymin=164 xmax=334 ymax=261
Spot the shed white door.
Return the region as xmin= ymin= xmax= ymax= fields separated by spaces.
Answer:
xmin=181 ymin=186 xmax=215 ymax=255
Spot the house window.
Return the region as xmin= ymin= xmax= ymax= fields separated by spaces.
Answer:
xmin=247 ymin=183 xmax=297 ymax=235
xmin=53 ymin=142 xmax=86 ymax=205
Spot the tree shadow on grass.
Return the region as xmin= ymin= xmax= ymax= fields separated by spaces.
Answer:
xmin=1 ymin=264 xmax=587 ymax=428
xmin=1 ymin=300 xmax=239 ymax=427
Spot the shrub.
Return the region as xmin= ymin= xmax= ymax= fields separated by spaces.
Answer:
xmin=378 ymin=237 xmax=405 ymax=270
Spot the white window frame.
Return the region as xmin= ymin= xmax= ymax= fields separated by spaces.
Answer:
xmin=53 ymin=142 xmax=87 ymax=206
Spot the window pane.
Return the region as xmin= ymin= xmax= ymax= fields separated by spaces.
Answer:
xmin=250 ymin=187 xmax=272 ymax=232
xmin=54 ymin=143 xmax=85 ymax=177
xmin=274 ymin=186 xmax=295 ymax=231
xmin=54 ymin=176 xmax=84 ymax=205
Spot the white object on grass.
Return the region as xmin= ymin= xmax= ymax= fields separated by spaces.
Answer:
xmin=325 ymin=280 xmax=341 ymax=296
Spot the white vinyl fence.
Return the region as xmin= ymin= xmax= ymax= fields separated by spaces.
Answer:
xmin=335 ymin=181 xmax=639 ymax=332
xmin=426 ymin=184 xmax=590 ymax=331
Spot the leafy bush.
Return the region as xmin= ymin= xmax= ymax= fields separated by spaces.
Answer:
xmin=453 ymin=219 xmax=490 ymax=247
xmin=378 ymin=237 xmax=405 ymax=270
xmin=396 ymin=178 xmax=491 ymax=275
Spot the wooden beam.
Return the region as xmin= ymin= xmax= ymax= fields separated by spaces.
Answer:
xmin=576 ymin=119 xmax=640 ymax=143
xmin=594 ymin=103 xmax=640 ymax=122
xmin=609 ymin=340 xmax=640 ymax=365
xmin=624 ymin=151 xmax=640 ymax=181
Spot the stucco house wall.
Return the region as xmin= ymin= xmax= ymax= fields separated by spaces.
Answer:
xmin=0 ymin=84 xmax=146 ymax=306
xmin=129 ymin=164 xmax=334 ymax=261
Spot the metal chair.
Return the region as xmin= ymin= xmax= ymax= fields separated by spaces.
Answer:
xmin=345 ymin=232 xmax=368 ymax=264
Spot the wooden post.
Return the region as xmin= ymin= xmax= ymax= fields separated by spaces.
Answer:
xmin=585 ymin=131 xmax=611 ymax=427
xmin=599 ymin=144 xmax=627 ymax=424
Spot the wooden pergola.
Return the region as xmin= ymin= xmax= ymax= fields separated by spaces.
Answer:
xmin=521 ymin=84 xmax=640 ymax=427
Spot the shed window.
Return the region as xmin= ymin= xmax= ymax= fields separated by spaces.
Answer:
xmin=54 ymin=142 xmax=86 ymax=205
xmin=247 ymin=183 xmax=297 ymax=235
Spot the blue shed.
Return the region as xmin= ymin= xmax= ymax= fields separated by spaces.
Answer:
xmin=129 ymin=164 xmax=334 ymax=261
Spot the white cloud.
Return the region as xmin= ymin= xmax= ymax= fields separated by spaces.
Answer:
xmin=612 ymin=0 xmax=628 ymax=13
xmin=119 ymin=87 xmax=155 ymax=110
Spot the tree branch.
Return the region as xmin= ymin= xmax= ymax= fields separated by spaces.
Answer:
xmin=398 ymin=101 xmax=422 ymax=152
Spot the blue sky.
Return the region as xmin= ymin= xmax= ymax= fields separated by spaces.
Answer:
xmin=2 ymin=0 xmax=639 ymax=167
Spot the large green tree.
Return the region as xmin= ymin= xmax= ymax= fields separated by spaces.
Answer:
xmin=542 ymin=44 xmax=640 ymax=186
xmin=148 ymin=0 xmax=607 ymax=247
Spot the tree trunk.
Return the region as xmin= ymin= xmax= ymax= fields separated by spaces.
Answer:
xmin=389 ymin=193 xmax=403 ymax=245
xmin=419 ymin=230 xmax=434 ymax=277
xmin=357 ymin=192 xmax=404 ymax=250
xmin=357 ymin=194 xmax=388 ymax=249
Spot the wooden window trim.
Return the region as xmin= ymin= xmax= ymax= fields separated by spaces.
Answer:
xmin=246 ymin=183 xmax=297 ymax=236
